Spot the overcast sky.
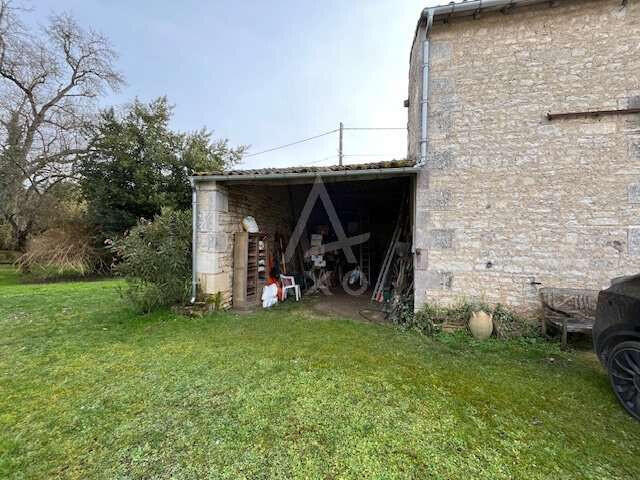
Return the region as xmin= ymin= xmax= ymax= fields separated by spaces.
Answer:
xmin=30 ymin=1 xmax=440 ymax=169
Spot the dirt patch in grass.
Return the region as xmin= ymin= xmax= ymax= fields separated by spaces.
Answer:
xmin=309 ymin=289 xmax=387 ymax=324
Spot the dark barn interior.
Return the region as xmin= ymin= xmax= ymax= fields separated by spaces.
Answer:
xmin=222 ymin=165 xmax=416 ymax=321
xmin=233 ymin=173 xmax=416 ymax=321
xmin=288 ymin=176 xmax=412 ymax=297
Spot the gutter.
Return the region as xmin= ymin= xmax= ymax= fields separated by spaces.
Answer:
xmin=422 ymin=0 xmax=554 ymax=24
xmin=190 ymin=178 xmax=198 ymax=303
xmin=191 ymin=166 xmax=421 ymax=182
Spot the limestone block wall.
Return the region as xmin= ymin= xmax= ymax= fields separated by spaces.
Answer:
xmin=407 ymin=19 xmax=423 ymax=163
xmin=410 ymin=0 xmax=640 ymax=313
xmin=195 ymin=181 xmax=292 ymax=307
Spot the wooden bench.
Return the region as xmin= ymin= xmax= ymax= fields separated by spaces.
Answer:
xmin=539 ymin=287 xmax=598 ymax=348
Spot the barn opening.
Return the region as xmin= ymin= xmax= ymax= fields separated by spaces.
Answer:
xmin=192 ymin=161 xmax=418 ymax=320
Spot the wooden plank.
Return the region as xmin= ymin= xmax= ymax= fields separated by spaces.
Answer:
xmin=232 ymin=232 xmax=249 ymax=309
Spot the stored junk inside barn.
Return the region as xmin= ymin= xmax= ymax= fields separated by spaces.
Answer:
xmin=191 ymin=161 xmax=419 ymax=317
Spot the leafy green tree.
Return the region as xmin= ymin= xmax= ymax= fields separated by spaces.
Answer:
xmin=80 ymin=97 xmax=244 ymax=238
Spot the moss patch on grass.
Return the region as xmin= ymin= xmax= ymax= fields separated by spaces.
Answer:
xmin=1 ymin=266 xmax=639 ymax=479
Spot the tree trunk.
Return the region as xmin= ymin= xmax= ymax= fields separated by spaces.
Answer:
xmin=3 ymin=214 xmax=29 ymax=251
xmin=13 ymin=227 xmax=29 ymax=252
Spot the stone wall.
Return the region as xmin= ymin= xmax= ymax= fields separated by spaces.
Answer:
xmin=410 ymin=0 xmax=640 ymax=313
xmin=195 ymin=181 xmax=292 ymax=307
xmin=407 ymin=18 xmax=423 ymax=163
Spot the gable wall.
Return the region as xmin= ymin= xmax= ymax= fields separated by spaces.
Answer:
xmin=411 ymin=0 xmax=640 ymax=313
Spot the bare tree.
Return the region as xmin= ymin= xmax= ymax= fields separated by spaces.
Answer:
xmin=0 ymin=1 xmax=124 ymax=249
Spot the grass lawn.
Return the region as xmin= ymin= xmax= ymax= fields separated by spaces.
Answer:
xmin=1 ymin=267 xmax=640 ymax=479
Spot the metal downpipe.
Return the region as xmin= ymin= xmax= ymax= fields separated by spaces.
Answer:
xmin=414 ymin=1 xmax=555 ymax=161
xmin=419 ymin=10 xmax=433 ymax=165
xmin=190 ymin=178 xmax=198 ymax=303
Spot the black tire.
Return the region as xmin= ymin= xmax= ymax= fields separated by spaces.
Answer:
xmin=607 ymin=340 xmax=640 ymax=421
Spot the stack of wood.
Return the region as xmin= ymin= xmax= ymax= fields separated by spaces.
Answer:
xmin=371 ymin=194 xmax=406 ymax=302
xmin=385 ymin=254 xmax=414 ymax=323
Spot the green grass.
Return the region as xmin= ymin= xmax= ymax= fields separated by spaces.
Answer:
xmin=1 ymin=266 xmax=639 ymax=479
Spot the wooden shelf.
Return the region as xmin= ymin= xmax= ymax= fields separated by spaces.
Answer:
xmin=233 ymin=231 xmax=268 ymax=310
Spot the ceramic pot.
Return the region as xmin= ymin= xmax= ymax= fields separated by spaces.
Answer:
xmin=469 ymin=310 xmax=493 ymax=340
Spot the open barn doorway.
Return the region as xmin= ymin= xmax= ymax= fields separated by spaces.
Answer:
xmin=285 ymin=176 xmax=413 ymax=321
xmin=192 ymin=162 xmax=417 ymax=322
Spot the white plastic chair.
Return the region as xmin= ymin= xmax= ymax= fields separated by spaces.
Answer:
xmin=280 ymin=275 xmax=301 ymax=301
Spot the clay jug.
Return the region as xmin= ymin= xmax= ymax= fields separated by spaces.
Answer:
xmin=469 ymin=310 xmax=493 ymax=340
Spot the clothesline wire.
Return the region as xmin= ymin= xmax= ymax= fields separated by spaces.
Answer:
xmin=244 ymin=129 xmax=338 ymax=157
xmin=244 ymin=126 xmax=406 ymax=158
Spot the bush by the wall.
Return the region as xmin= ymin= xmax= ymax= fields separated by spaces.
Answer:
xmin=408 ymin=300 xmax=539 ymax=339
xmin=110 ymin=208 xmax=192 ymax=312
xmin=411 ymin=302 xmax=475 ymax=335
xmin=491 ymin=303 xmax=540 ymax=339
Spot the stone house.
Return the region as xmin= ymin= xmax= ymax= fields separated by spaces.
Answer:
xmin=192 ymin=0 xmax=640 ymax=314
xmin=409 ymin=0 xmax=640 ymax=312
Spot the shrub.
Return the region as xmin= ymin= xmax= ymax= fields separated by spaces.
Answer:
xmin=0 ymin=250 xmax=20 ymax=265
xmin=110 ymin=208 xmax=192 ymax=312
xmin=13 ymin=185 xmax=106 ymax=281
xmin=411 ymin=302 xmax=475 ymax=336
xmin=410 ymin=300 xmax=539 ymax=339
xmin=0 ymin=222 xmax=13 ymax=251
xmin=16 ymin=223 xmax=106 ymax=281
xmin=491 ymin=303 xmax=540 ymax=339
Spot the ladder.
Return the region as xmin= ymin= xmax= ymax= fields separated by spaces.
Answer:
xmin=371 ymin=193 xmax=406 ymax=303
xmin=359 ymin=212 xmax=371 ymax=286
